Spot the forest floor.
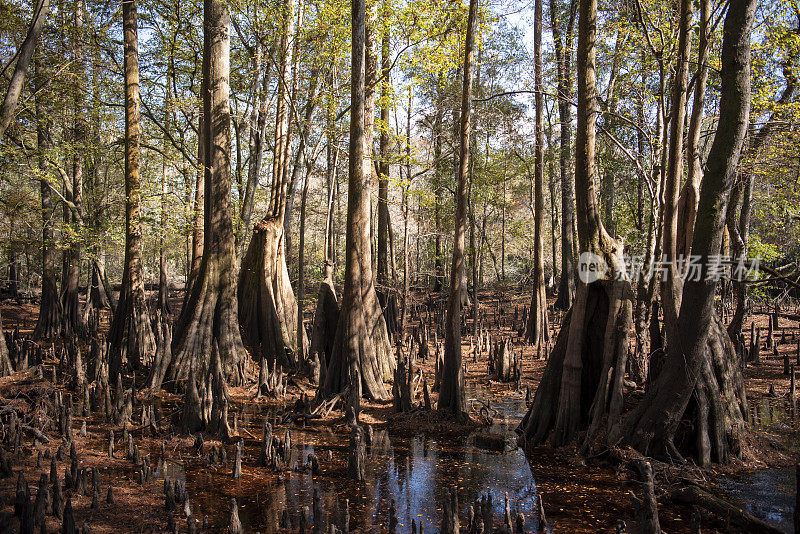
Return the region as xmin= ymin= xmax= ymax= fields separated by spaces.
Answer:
xmin=0 ymin=288 xmax=798 ymax=533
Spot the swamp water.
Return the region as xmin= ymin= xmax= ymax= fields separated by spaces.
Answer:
xmin=102 ymin=385 xmax=548 ymax=532
xmin=711 ymin=397 xmax=799 ymax=533
xmin=90 ymin=390 xmax=800 ymax=532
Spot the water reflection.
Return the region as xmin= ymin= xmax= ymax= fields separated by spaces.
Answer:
xmin=716 ymin=467 xmax=795 ymax=533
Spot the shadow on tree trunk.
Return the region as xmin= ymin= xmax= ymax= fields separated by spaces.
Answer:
xmin=237 ymin=216 xmax=307 ymax=372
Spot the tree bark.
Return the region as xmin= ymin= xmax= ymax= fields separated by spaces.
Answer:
xmin=519 ymin=0 xmax=632 ymax=448
xmin=296 ymin=157 xmax=311 ymax=367
xmin=0 ymin=308 xmax=10 ymax=376
xmin=109 ymin=0 xmax=156 ymax=379
xmin=661 ymin=0 xmax=693 ymax=345
xmin=552 ymin=0 xmax=577 ymax=311
xmin=170 ymin=0 xmax=247 ymax=386
xmin=438 ymin=0 xmax=477 ymax=421
xmin=676 ymin=0 xmax=710 ymax=260
xmin=186 ymin=109 xmax=204 ymax=298
xmin=322 ymin=0 xmax=393 ymax=400
xmin=61 ymin=0 xmax=88 ymax=338
xmin=617 ymin=0 xmax=756 ymax=461
xmin=377 ymin=14 xmax=391 ymax=287
xmin=237 ymin=0 xmax=308 ymax=375
xmin=283 ymin=64 xmax=318 ymax=269
xmin=156 ymin=73 xmax=173 ymax=317
xmin=33 ymin=58 xmax=62 ymax=341
xmin=0 ymin=0 xmax=49 ymax=140
xmin=728 ymin=52 xmax=796 ymax=338
xmin=432 ymin=102 xmax=445 ymax=293
xmin=238 ymin=53 xmax=269 ymax=261
xmin=525 ymin=0 xmax=550 ymax=347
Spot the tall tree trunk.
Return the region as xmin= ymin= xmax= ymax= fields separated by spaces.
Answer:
xmin=281 ymin=0 xmax=306 ymax=266
xmin=360 ymin=3 xmax=395 ymax=378
xmin=632 ymin=50 xmax=666 ymax=386
xmin=2 ymin=0 xmax=49 ymax=343
xmin=33 ymin=58 xmax=62 ymax=341
xmin=170 ymin=0 xmax=247 ymax=385
xmin=617 ymin=0 xmax=756 ymax=462
xmin=728 ymin=53 xmax=796 ymax=338
xmin=661 ymin=0 xmax=693 ymax=345
xmin=727 ymin=173 xmax=752 ymax=338
xmin=0 ymin=0 xmax=49 ymax=140
xmin=519 ymin=0 xmax=633 ymax=448
xmin=553 ymin=0 xmax=577 ymax=311
xmin=322 ymin=0 xmax=392 ymax=401
xmin=109 ymin=0 xmax=156 ymax=379
xmin=0 ymin=307 xmax=10 ymax=375
xmin=283 ymin=61 xmax=318 ymax=270
xmin=187 ymin=105 xmax=205 ymax=299
xmin=432 ymin=101 xmax=444 ymax=293
xmin=237 ymin=0 xmax=310 ymax=374
xmin=296 ymin=169 xmax=311 ymax=367
xmin=548 ymin=117 xmax=559 ymax=288
xmin=61 ymin=0 xmax=87 ymax=338
xmin=82 ymin=45 xmax=113 ymax=321
xmin=438 ymin=0 xmax=477 ymax=421
xmin=309 ymin=116 xmax=341 ymax=383
xmin=401 ymin=87 xmax=412 ymax=333
xmin=525 ymin=0 xmax=549 ymax=346
xmin=238 ymin=48 xmax=269 ymax=261
xmin=676 ymin=0 xmax=710 ymax=260
xmin=377 ymin=15 xmax=390 ymax=288
xmin=157 ymin=77 xmax=172 ymax=317
xmin=292 ymin=71 xmax=320 ymax=367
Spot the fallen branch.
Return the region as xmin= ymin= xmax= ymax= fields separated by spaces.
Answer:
xmin=20 ymin=424 xmax=50 ymax=443
xmin=671 ymin=486 xmax=783 ymax=534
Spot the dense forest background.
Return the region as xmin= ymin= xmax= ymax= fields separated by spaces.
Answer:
xmin=0 ymin=0 xmax=794 ymax=303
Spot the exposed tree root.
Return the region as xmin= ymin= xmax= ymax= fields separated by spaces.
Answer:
xmin=616 ymin=312 xmax=747 ymax=464
xmin=519 ymin=279 xmax=632 ymax=447
xmin=170 ymin=253 xmax=247 ymax=387
xmin=238 ymin=217 xmax=306 ymax=372
xmin=108 ymin=280 xmax=155 ymax=381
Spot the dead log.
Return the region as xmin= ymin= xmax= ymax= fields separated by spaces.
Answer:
xmin=671 ymin=485 xmax=783 ymax=534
